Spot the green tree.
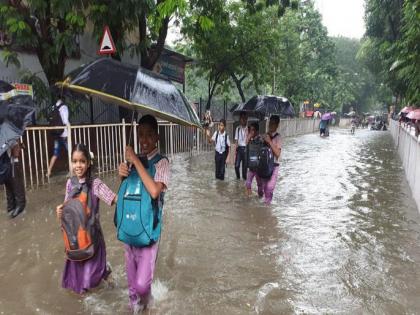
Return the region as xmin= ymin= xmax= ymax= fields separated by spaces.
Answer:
xmin=183 ymin=1 xmax=283 ymax=108
xmin=0 ymin=0 xmax=88 ymax=85
xmin=89 ymin=0 xmax=213 ymax=70
xmin=393 ymin=0 xmax=420 ymax=103
xmin=271 ymin=2 xmax=336 ymax=111
xmin=362 ymin=0 xmax=409 ymax=104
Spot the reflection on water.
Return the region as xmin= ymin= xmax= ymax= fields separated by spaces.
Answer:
xmin=1 ymin=129 xmax=420 ymax=314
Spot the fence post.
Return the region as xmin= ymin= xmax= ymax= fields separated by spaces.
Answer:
xmin=199 ymin=97 xmax=202 ymax=120
xmin=197 ymin=128 xmax=200 ymax=154
xmin=169 ymin=123 xmax=174 ymax=160
xmin=67 ymin=124 xmax=72 ymax=176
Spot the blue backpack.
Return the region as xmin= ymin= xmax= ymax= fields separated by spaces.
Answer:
xmin=114 ymin=154 xmax=166 ymax=247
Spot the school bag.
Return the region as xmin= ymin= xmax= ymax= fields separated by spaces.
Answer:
xmin=61 ymin=177 xmax=98 ymax=261
xmin=257 ymin=133 xmax=279 ymax=179
xmin=215 ymin=131 xmax=229 ymax=155
xmin=48 ymin=102 xmax=64 ymax=137
xmin=247 ymin=137 xmax=264 ymax=172
xmin=114 ymin=154 xmax=167 ymax=247
xmin=0 ymin=152 xmax=11 ymax=185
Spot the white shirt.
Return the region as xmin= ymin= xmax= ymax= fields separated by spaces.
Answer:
xmin=212 ymin=131 xmax=230 ymax=154
xmin=235 ymin=126 xmax=248 ymax=147
xmin=59 ymin=104 xmax=69 ymax=138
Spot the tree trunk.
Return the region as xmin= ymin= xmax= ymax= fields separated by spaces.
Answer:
xmin=231 ymin=73 xmax=246 ymax=102
xmin=206 ymin=73 xmax=222 ymax=110
xmin=139 ymin=14 xmax=170 ymax=70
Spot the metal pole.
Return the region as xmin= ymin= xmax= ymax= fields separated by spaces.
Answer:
xmin=67 ymin=124 xmax=72 ymax=176
xmin=170 ymin=123 xmax=174 ymax=161
xmin=90 ymin=96 xmax=94 ymax=124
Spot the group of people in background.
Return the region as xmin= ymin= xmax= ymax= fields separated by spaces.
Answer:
xmin=205 ymin=112 xmax=282 ymax=205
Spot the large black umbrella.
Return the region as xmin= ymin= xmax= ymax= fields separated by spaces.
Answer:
xmin=0 ymin=81 xmax=35 ymax=156
xmin=233 ymin=95 xmax=295 ymax=119
xmin=56 ymin=58 xmax=201 ymax=127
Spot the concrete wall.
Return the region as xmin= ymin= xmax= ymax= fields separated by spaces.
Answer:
xmin=277 ymin=118 xmax=320 ymax=137
xmin=390 ymin=119 xmax=420 ymax=211
xmin=339 ymin=118 xmax=352 ymax=128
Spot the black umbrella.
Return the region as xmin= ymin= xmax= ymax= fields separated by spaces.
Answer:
xmin=0 ymin=81 xmax=35 ymax=156
xmin=56 ymin=58 xmax=201 ymax=127
xmin=233 ymin=95 xmax=295 ymax=119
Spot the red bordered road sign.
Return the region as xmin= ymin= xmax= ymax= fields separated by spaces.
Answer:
xmin=98 ymin=26 xmax=116 ymax=55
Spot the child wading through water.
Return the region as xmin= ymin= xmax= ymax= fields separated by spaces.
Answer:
xmin=257 ymin=115 xmax=282 ymax=205
xmin=118 ymin=115 xmax=170 ymax=313
xmin=206 ymin=119 xmax=231 ymax=180
xmin=234 ymin=112 xmax=248 ymax=180
xmin=3 ymin=141 xmax=26 ymax=218
xmin=245 ymin=122 xmax=260 ymax=196
xmin=56 ymin=143 xmax=117 ymax=294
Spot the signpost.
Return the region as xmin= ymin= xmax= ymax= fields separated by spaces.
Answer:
xmin=98 ymin=26 xmax=116 ymax=55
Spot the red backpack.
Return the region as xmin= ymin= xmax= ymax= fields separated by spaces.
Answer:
xmin=61 ymin=177 xmax=98 ymax=261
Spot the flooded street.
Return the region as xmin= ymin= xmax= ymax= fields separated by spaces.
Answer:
xmin=1 ymin=128 xmax=420 ymax=314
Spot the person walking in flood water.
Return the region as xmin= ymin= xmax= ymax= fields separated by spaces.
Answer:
xmin=2 ymin=141 xmax=26 ymax=218
xmin=234 ymin=112 xmax=248 ymax=180
xmin=206 ymin=119 xmax=231 ymax=180
xmin=117 ymin=115 xmax=170 ymax=313
xmin=47 ymin=99 xmax=69 ymax=178
xmin=245 ymin=122 xmax=261 ymax=197
xmin=56 ymin=143 xmax=116 ymax=295
xmin=256 ymin=115 xmax=282 ymax=205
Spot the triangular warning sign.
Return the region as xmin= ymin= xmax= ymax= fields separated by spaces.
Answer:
xmin=98 ymin=26 xmax=116 ymax=55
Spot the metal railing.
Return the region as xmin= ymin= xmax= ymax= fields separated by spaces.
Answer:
xmin=17 ymin=120 xmax=228 ymax=188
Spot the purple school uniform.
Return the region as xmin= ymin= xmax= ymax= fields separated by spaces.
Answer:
xmin=61 ymin=177 xmax=116 ymax=294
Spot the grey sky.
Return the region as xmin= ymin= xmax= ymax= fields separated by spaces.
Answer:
xmin=314 ymin=0 xmax=366 ymax=39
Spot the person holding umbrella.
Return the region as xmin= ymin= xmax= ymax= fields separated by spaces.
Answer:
xmin=256 ymin=115 xmax=282 ymax=205
xmin=0 ymin=80 xmax=34 ymax=218
xmin=117 ymin=115 xmax=170 ymax=312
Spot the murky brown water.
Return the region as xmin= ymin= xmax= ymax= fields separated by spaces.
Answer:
xmin=1 ymin=128 xmax=420 ymax=315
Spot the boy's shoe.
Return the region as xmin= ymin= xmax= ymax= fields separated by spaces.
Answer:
xmin=10 ymin=206 xmax=24 ymax=218
xmin=7 ymin=205 xmax=15 ymax=215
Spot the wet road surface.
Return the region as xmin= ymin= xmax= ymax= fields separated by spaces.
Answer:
xmin=1 ymin=128 xmax=420 ymax=314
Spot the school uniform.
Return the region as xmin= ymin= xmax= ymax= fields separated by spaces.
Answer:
xmin=256 ymin=133 xmax=282 ymax=204
xmin=62 ymin=177 xmax=116 ymax=294
xmin=124 ymin=148 xmax=170 ymax=310
xmin=234 ymin=125 xmax=248 ymax=180
xmin=212 ymin=131 xmax=230 ymax=180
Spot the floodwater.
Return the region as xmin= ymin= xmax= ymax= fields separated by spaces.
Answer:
xmin=1 ymin=128 xmax=420 ymax=315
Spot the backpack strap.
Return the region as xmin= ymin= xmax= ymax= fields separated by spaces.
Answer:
xmin=148 ymin=153 xmax=168 ymax=229
xmin=68 ymin=176 xmax=93 ymax=216
xmin=270 ymin=132 xmax=279 ymax=140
